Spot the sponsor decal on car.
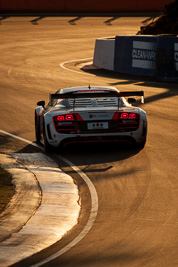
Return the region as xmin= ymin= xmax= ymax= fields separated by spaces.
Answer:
xmin=88 ymin=113 xmax=109 ymax=119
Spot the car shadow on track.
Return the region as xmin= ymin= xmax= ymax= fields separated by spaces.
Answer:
xmin=56 ymin=142 xmax=141 ymax=167
xmin=0 ymin=133 xmax=142 ymax=171
xmin=11 ymin=140 xmax=142 ymax=167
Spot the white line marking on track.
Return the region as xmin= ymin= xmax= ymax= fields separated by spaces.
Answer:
xmin=59 ymin=57 xmax=93 ymax=75
xmin=0 ymin=130 xmax=40 ymax=148
xmin=31 ymin=156 xmax=98 ymax=267
xmin=0 ymin=129 xmax=98 ymax=266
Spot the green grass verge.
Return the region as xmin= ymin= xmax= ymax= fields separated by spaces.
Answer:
xmin=0 ymin=167 xmax=15 ymax=213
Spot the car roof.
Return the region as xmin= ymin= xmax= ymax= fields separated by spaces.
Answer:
xmin=56 ymin=86 xmax=119 ymax=94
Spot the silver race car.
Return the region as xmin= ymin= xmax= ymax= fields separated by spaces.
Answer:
xmin=35 ymin=86 xmax=147 ymax=152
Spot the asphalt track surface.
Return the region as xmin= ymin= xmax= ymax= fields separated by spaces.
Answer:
xmin=0 ymin=15 xmax=178 ymax=267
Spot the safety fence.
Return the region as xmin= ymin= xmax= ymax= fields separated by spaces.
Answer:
xmin=93 ymin=35 xmax=178 ymax=82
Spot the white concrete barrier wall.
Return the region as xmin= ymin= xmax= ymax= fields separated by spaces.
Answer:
xmin=93 ymin=39 xmax=115 ymax=71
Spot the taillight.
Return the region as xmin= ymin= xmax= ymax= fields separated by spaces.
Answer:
xmin=120 ymin=113 xmax=129 ymax=119
xmin=66 ymin=115 xmax=74 ymax=120
xmin=56 ymin=114 xmax=74 ymax=121
xmin=53 ymin=113 xmax=77 ymax=134
xmin=120 ymin=113 xmax=137 ymax=119
xmin=57 ymin=115 xmax=65 ymax=121
xmin=129 ymin=113 xmax=136 ymax=119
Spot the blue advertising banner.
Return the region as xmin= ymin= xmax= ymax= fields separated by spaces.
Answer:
xmin=114 ymin=36 xmax=132 ymax=74
xmin=114 ymin=35 xmax=158 ymax=76
xmin=156 ymin=36 xmax=178 ymax=82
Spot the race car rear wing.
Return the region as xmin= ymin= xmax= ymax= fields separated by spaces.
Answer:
xmin=50 ymin=90 xmax=144 ymax=104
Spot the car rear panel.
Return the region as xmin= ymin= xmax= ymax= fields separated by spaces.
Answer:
xmin=52 ymin=108 xmax=140 ymax=135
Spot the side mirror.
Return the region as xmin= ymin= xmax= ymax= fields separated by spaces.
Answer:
xmin=37 ymin=100 xmax=45 ymax=107
xmin=128 ymin=98 xmax=136 ymax=104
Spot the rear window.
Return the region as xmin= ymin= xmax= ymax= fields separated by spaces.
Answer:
xmin=66 ymin=97 xmax=124 ymax=108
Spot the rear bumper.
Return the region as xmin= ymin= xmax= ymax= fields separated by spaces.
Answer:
xmin=60 ymin=135 xmax=135 ymax=148
xmin=45 ymin=119 xmax=147 ymax=148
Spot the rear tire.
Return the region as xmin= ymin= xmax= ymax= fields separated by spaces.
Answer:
xmin=137 ymin=140 xmax=146 ymax=150
xmin=35 ymin=114 xmax=41 ymax=143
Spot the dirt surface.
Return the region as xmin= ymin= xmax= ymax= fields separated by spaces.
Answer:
xmin=137 ymin=0 xmax=178 ymax=35
xmin=0 ymin=167 xmax=15 ymax=213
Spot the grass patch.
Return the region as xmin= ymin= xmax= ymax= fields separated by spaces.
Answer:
xmin=0 ymin=167 xmax=15 ymax=213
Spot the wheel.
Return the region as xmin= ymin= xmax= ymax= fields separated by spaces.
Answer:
xmin=137 ymin=140 xmax=146 ymax=150
xmin=35 ymin=113 xmax=41 ymax=143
